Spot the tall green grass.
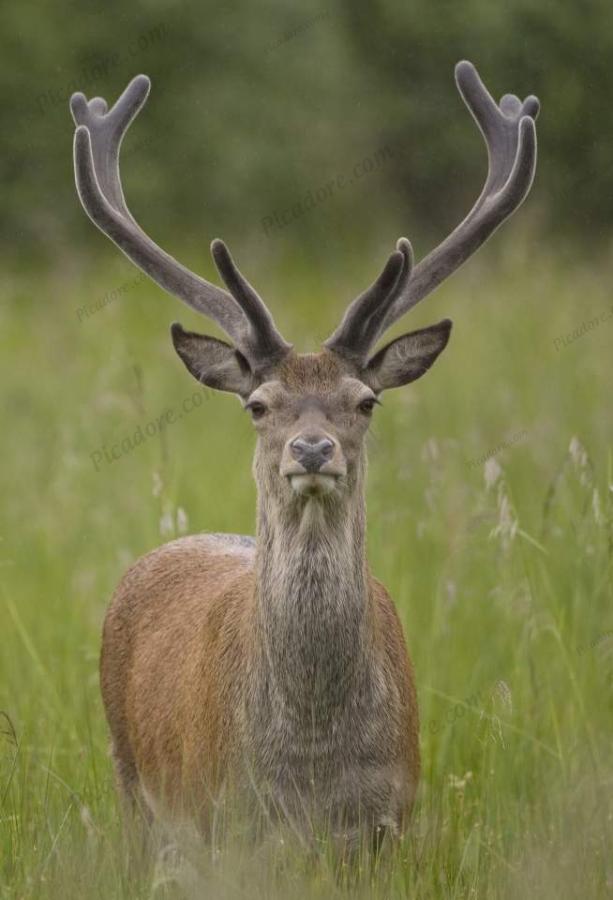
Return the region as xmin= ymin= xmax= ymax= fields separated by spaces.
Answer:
xmin=1 ymin=242 xmax=611 ymax=897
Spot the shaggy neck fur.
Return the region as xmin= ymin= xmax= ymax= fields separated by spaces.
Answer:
xmin=253 ymin=456 xmax=373 ymax=725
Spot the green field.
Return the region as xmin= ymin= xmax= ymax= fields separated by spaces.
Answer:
xmin=1 ymin=242 xmax=611 ymax=898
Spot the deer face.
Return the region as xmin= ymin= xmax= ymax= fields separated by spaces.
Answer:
xmin=171 ymin=322 xmax=451 ymax=503
xmin=245 ymin=353 xmax=374 ymax=499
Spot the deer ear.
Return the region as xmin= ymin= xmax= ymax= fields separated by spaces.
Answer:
xmin=171 ymin=323 xmax=257 ymax=397
xmin=364 ymin=319 xmax=452 ymax=392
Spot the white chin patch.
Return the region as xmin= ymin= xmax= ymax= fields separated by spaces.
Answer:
xmin=289 ymin=474 xmax=337 ymax=496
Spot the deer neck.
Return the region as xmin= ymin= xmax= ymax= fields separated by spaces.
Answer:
xmin=252 ymin=461 xmax=373 ymax=717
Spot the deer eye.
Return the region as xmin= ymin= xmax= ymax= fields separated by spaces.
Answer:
xmin=357 ymin=397 xmax=379 ymax=415
xmin=245 ymin=400 xmax=268 ymax=420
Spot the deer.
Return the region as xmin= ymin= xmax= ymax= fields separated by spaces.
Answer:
xmin=70 ymin=61 xmax=538 ymax=851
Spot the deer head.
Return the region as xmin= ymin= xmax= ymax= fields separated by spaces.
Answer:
xmin=71 ymin=62 xmax=538 ymax=505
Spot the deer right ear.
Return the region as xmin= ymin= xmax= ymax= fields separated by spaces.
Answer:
xmin=171 ymin=323 xmax=257 ymax=397
xmin=363 ymin=319 xmax=452 ymax=392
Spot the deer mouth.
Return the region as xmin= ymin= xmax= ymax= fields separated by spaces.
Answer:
xmin=287 ymin=473 xmax=340 ymax=496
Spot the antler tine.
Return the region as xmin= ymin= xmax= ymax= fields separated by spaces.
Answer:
xmin=70 ymin=75 xmax=149 ymax=218
xmin=378 ymin=61 xmax=538 ymax=334
xmin=70 ymin=76 xmax=290 ymax=369
xmin=211 ymin=240 xmax=292 ymax=363
xmin=323 ymin=239 xmax=413 ymax=364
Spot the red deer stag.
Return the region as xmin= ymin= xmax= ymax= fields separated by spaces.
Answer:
xmin=70 ymin=61 xmax=538 ymax=848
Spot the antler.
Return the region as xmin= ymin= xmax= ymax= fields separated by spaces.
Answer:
xmin=70 ymin=75 xmax=291 ymax=370
xmin=325 ymin=61 xmax=539 ymax=365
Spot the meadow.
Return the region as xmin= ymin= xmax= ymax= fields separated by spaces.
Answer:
xmin=1 ymin=238 xmax=611 ymax=898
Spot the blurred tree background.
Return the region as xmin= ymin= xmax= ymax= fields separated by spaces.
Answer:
xmin=2 ymin=0 xmax=613 ymax=271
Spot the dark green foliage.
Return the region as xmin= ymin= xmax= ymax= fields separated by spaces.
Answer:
xmin=1 ymin=0 xmax=611 ymax=267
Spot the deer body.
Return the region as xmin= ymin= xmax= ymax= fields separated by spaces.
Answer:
xmin=70 ymin=62 xmax=538 ymax=845
xmin=102 ymin=354 xmax=418 ymax=839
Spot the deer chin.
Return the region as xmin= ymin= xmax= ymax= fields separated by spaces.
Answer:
xmin=288 ymin=473 xmax=339 ymax=497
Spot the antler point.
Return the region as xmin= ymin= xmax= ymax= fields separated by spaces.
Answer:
xmin=133 ymin=73 xmax=151 ymax=90
xmin=69 ymin=92 xmax=89 ymax=122
xmin=523 ymin=94 xmax=540 ymax=119
xmin=455 ymin=59 xmax=476 ymax=79
xmin=74 ymin=124 xmax=91 ymax=144
xmin=396 ymin=237 xmax=414 ymax=260
xmin=210 ymin=239 xmax=230 ymax=263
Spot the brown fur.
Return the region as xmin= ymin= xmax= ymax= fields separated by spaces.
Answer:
xmin=102 ymin=538 xmax=418 ymax=832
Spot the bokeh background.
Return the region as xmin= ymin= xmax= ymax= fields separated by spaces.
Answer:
xmin=4 ymin=0 xmax=613 ymax=264
xmin=1 ymin=1 xmax=612 ymax=898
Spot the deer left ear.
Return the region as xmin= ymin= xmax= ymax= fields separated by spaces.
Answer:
xmin=364 ymin=319 xmax=452 ymax=392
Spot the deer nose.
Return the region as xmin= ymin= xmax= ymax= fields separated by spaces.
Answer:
xmin=290 ymin=436 xmax=335 ymax=473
